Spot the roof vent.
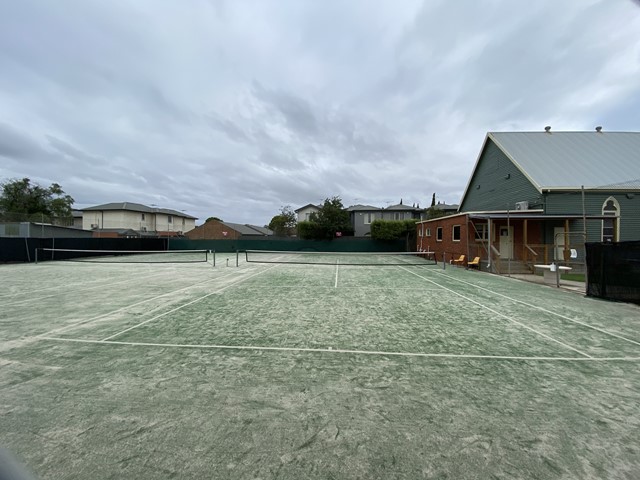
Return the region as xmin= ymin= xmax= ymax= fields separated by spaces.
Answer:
xmin=544 ymin=126 xmax=551 ymax=133
xmin=595 ymin=126 xmax=602 ymax=133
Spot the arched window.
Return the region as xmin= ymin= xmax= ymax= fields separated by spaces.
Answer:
xmin=602 ymin=197 xmax=619 ymax=242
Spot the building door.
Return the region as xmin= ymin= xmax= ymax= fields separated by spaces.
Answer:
xmin=499 ymin=226 xmax=513 ymax=259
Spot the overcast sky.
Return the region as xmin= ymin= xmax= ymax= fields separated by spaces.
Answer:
xmin=1 ymin=0 xmax=640 ymax=225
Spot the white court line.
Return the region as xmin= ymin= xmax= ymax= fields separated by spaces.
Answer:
xmin=398 ymin=266 xmax=592 ymax=358
xmin=334 ymin=259 xmax=339 ymax=288
xmin=36 ymin=269 xmax=244 ymax=338
xmin=39 ymin=336 xmax=640 ymax=362
xmin=426 ymin=268 xmax=640 ymax=348
xmin=2 ymin=270 xmax=173 ymax=308
xmin=100 ymin=265 xmax=279 ymax=341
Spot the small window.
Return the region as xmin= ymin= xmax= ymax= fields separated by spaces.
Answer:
xmin=436 ymin=227 xmax=443 ymax=242
xmin=141 ymin=213 xmax=146 ymax=221
xmin=452 ymin=225 xmax=461 ymax=242
xmin=394 ymin=212 xmax=403 ymax=220
xmin=602 ymin=197 xmax=619 ymax=242
xmin=364 ymin=213 xmax=375 ymax=225
xmin=418 ymin=225 xmax=423 ymax=237
xmin=168 ymin=215 xmax=173 ymax=224
xmin=474 ymin=224 xmax=488 ymax=242
xmin=426 ymin=228 xmax=431 ymax=237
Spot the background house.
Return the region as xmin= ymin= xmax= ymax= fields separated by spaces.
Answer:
xmin=294 ymin=204 xmax=321 ymax=223
xmin=418 ymin=129 xmax=640 ymax=272
xmin=347 ymin=201 xmax=427 ymax=236
xmin=82 ymin=202 xmax=197 ymax=237
xmin=185 ymin=219 xmax=273 ymax=240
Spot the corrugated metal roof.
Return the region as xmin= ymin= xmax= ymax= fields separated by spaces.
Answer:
xmin=82 ymin=202 xmax=197 ymax=219
xmin=489 ymin=131 xmax=640 ymax=190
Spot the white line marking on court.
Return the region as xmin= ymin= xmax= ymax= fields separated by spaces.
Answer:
xmin=2 ymin=271 xmax=173 ymax=308
xmin=425 ymin=268 xmax=640 ymax=348
xmin=334 ymin=259 xmax=339 ymax=288
xmin=100 ymin=265 xmax=280 ymax=341
xmin=39 ymin=337 xmax=640 ymax=362
xmin=398 ymin=266 xmax=592 ymax=358
xmin=36 ymin=269 xmax=244 ymax=338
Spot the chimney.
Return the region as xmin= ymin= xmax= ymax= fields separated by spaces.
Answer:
xmin=595 ymin=126 xmax=602 ymax=133
xmin=544 ymin=126 xmax=551 ymax=133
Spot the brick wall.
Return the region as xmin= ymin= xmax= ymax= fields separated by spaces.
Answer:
xmin=417 ymin=214 xmax=470 ymax=264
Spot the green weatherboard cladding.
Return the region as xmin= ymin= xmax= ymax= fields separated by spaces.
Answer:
xmin=460 ymin=140 xmax=542 ymax=212
xmin=461 ymin=138 xmax=640 ymax=242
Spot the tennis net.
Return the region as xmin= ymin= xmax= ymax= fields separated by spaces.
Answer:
xmin=35 ymin=248 xmax=209 ymax=264
xmin=244 ymin=250 xmax=437 ymax=266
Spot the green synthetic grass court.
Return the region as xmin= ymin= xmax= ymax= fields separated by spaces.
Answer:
xmin=1 ymin=252 xmax=640 ymax=479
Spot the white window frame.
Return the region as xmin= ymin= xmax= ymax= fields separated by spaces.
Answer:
xmin=167 ymin=215 xmax=173 ymax=224
xmin=426 ymin=227 xmax=431 ymax=237
xmin=474 ymin=223 xmax=488 ymax=242
xmin=601 ymin=197 xmax=620 ymax=243
xmin=364 ymin=213 xmax=375 ymax=225
xmin=452 ymin=225 xmax=461 ymax=242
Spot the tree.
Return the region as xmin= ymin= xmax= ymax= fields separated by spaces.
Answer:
xmin=268 ymin=205 xmax=297 ymax=236
xmin=0 ymin=178 xmax=74 ymax=220
xmin=370 ymin=219 xmax=417 ymax=250
xmin=425 ymin=206 xmax=446 ymax=220
xmin=206 ymin=216 xmax=223 ymax=223
xmin=431 ymin=193 xmax=436 ymax=207
xmin=299 ymin=196 xmax=353 ymax=240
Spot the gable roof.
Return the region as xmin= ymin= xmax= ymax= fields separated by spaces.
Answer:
xmin=294 ymin=204 xmax=321 ymax=212
xmin=487 ymin=131 xmax=640 ymax=191
xmin=82 ymin=202 xmax=197 ymax=219
xmin=222 ymin=222 xmax=272 ymax=236
xmin=346 ymin=204 xmax=381 ymax=212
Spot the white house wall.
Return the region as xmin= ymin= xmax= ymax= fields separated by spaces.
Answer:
xmin=82 ymin=210 xmax=196 ymax=232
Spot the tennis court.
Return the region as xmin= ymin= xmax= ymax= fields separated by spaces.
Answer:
xmin=1 ymin=250 xmax=640 ymax=479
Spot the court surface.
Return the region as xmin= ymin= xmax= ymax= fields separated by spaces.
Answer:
xmin=1 ymin=252 xmax=640 ymax=479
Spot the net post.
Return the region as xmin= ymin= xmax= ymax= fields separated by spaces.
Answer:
xmin=35 ymin=247 xmax=39 ymax=264
xmin=443 ymin=252 xmax=446 ymax=270
xmin=236 ymin=250 xmax=239 ymax=267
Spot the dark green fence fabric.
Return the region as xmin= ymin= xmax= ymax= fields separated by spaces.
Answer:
xmin=169 ymin=237 xmax=406 ymax=253
xmin=586 ymin=241 xmax=640 ymax=305
xmin=1 ymin=237 xmax=406 ymax=263
xmin=0 ymin=238 xmax=168 ymax=263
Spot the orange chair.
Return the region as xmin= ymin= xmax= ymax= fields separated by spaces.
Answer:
xmin=467 ymin=257 xmax=481 ymax=269
xmin=451 ymin=254 xmax=465 ymax=266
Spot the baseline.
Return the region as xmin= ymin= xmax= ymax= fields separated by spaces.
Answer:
xmin=39 ymin=337 xmax=640 ymax=362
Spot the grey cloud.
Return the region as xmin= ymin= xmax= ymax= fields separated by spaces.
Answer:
xmin=0 ymin=122 xmax=46 ymax=161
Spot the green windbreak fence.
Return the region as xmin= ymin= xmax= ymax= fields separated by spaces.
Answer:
xmin=169 ymin=237 xmax=406 ymax=253
xmin=586 ymin=240 xmax=640 ymax=305
xmin=0 ymin=238 xmax=168 ymax=263
xmin=1 ymin=237 xmax=407 ymax=263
